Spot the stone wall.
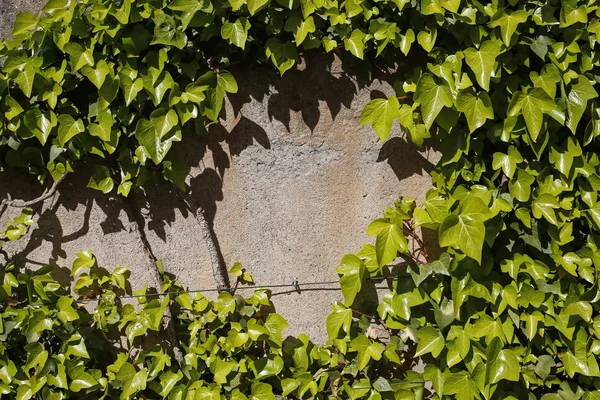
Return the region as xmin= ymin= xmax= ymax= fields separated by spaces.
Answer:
xmin=0 ymin=0 xmax=440 ymax=342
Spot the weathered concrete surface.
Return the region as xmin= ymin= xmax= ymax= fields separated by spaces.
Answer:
xmin=0 ymin=0 xmax=440 ymax=341
xmin=0 ymin=0 xmax=45 ymax=39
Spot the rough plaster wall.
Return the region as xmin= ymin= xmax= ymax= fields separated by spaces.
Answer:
xmin=0 ymin=0 xmax=441 ymax=342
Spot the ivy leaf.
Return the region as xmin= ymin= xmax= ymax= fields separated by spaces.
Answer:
xmin=326 ymin=302 xmax=352 ymax=339
xmin=247 ymin=0 xmax=269 ymax=15
xmin=14 ymin=63 xmax=35 ymax=98
xmin=359 ymin=96 xmax=400 ymax=141
xmin=135 ymin=119 xmax=181 ymax=164
xmin=487 ymin=348 xmax=520 ymax=383
xmin=509 ymin=169 xmax=535 ymax=202
xmin=117 ymin=363 xmax=147 ymax=399
xmin=264 ymin=313 xmax=288 ymax=347
xmin=530 ymin=64 xmax=561 ymax=98
xmin=492 ymin=146 xmax=523 ymax=179
xmin=22 ymin=108 xmax=55 ymax=145
xmin=456 ymin=89 xmax=494 ymax=132
xmin=151 ymin=13 xmax=187 ymax=49
xmin=120 ymin=76 xmax=144 ymax=106
xmin=265 ymin=38 xmax=298 ymax=75
xmin=367 ymin=219 xmax=408 ymax=267
xmin=284 ymin=14 xmax=316 ymax=45
xmin=221 ymin=18 xmax=251 ymax=50
xmin=64 ymin=42 xmax=94 ymax=72
xmin=532 ymin=193 xmax=559 ymax=225
xmin=417 ymin=25 xmax=436 ymax=52
xmin=12 ymin=12 xmax=37 ymax=36
xmin=68 ymin=366 xmax=98 ymax=392
xmin=490 ymin=9 xmax=529 ymax=46
xmin=463 ymin=40 xmax=501 ymax=91
xmin=87 ymin=166 xmax=114 ymax=194
xmin=336 ymin=254 xmax=366 ymax=306
xmin=566 ymin=75 xmax=598 ymax=133
xmin=398 ymin=29 xmax=415 ymax=55
xmin=439 ymin=197 xmax=491 ymax=263
xmin=167 ymin=0 xmax=213 ymax=29
xmin=507 ymin=88 xmax=556 ymax=142
xmin=57 ymin=296 xmax=79 ymax=323
xmin=150 ymin=109 xmax=179 ymax=140
xmin=350 ymin=335 xmax=383 ymax=369
xmin=89 ymin=111 xmax=113 ymax=142
xmin=414 ymin=73 xmax=453 ymax=129
xmin=81 ymin=60 xmax=110 ymax=89
xmin=57 ymin=114 xmax=85 ymax=147
xmin=415 ymin=326 xmax=445 ymax=357
xmin=217 ymin=70 xmax=239 ymax=93
xmin=560 ymin=0 xmax=587 ymax=27
xmin=344 ymin=29 xmax=367 ymax=59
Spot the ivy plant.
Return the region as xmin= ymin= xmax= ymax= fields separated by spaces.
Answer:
xmin=2 ymin=0 xmax=600 ymax=398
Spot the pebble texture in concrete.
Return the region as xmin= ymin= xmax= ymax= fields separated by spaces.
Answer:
xmin=0 ymin=0 xmax=440 ymax=342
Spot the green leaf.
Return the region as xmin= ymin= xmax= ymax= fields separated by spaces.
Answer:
xmin=367 ymin=219 xmax=408 ymax=267
xmin=64 ymin=42 xmax=94 ymax=72
xmin=217 ymin=70 xmax=239 ymax=93
xmin=463 ymin=40 xmax=501 ymax=91
xmin=439 ymin=197 xmax=491 ymax=263
xmin=350 ymin=335 xmax=383 ymax=369
xmin=560 ymin=0 xmax=587 ymax=27
xmin=492 ymin=146 xmax=523 ymax=179
xmin=507 ymin=88 xmax=557 ymax=141
xmin=443 ymin=372 xmax=479 ymax=399
xmin=23 ymin=108 xmax=55 ymax=145
xmin=456 ymin=89 xmax=494 ymax=133
xmin=490 ymin=9 xmax=529 ymax=46
xmin=57 ymin=114 xmax=85 ymax=147
xmin=264 ymin=313 xmax=288 ymax=346
xmin=247 ymin=0 xmax=269 ymax=15
xmin=487 ymin=348 xmax=520 ymax=384
xmin=359 ymin=96 xmax=400 ymax=141
xmin=14 ymin=63 xmax=35 ymax=98
xmin=68 ymin=366 xmax=98 ymax=392
xmin=414 ymin=73 xmax=453 ymax=129
xmin=81 ymin=60 xmax=110 ymax=89
xmin=532 ymin=193 xmax=559 ymax=225
xmin=151 ymin=13 xmax=187 ymax=49
xmin=71 ymin=251 xmax=96 ymax=275
xmin=135 ymin=118 xmax=181 ymax=164
xmin=567 ymin=75 xmax=598 ymax=133
xmin=89 ymin=111 xmax=113 ymax=142
xmin=284 ymin=14 xmax=316 ymax=45
xmin=150 ymin=109 xmax=179 ymax=140
xmin=564 ymin=301 xmax=593 ymax=322
xmin=117 ymin=363 xmax=147 ymax=399
xmin=509 ymin=169 xmax=535 ymax=202
xmin=344 ymin=29 xmax=367 ymax=59
xmin=265 ymin=38 xmax=298 ymax=75
xmin=415 ymin=326 xmax=445 ymax=357
xmin=167 ymin=0 xmax=213 ymax=29
xmin=221 ymin=18 xmax=251 ymax=50
xmin=87 ymin=166 xmax=114 ymax=194
xmin=12 ymin=12 xmax=37 ymax=36
xmin=336 ymin=254 xmax=366 ymax=306
xmin=120 ymin=76 xmax=144 ymax=106
xmin=57 ymin=296 xmax=79 ymax=323
xmin=326 ymin=302 xmax=352 ymax=339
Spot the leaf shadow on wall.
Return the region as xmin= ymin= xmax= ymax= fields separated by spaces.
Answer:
xmin=227 ymin=51 xmax=363 ymax=135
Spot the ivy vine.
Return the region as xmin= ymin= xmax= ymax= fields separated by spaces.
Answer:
xmin=1 ymin=0 xmax=600 ymax=398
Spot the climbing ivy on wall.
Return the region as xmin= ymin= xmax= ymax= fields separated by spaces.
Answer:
xmin=1 ymin=0 xmax=600 ymax=398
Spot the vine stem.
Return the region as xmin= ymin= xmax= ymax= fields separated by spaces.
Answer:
xmin=122 ymin=196 xmax=184 ymax=367
xmin=1 ymin=174 xmax=67 ymax=209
